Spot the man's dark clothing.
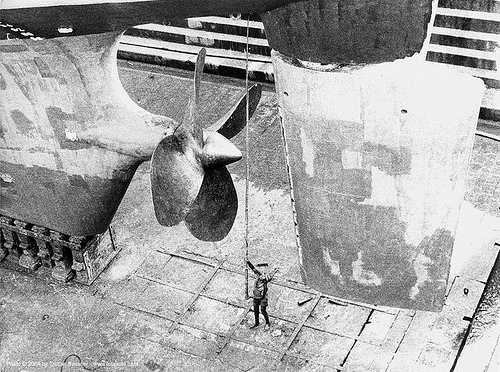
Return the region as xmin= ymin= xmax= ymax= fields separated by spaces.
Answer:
xmin=247 ymin=261 xmax=275 ymax=328
xmin=252 ymin=275 xmax=270 ymax=326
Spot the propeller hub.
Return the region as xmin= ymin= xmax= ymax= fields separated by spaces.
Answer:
xmin=201 ymin=130 xmax=242 ymax=168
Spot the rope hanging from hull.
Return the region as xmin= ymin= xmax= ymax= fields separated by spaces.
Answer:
xmin=244 ymin=15 xmax=250 ymax=299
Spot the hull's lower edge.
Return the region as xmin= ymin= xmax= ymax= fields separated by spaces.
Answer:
xmin=1 ymin=161 xmax=138 ymax=236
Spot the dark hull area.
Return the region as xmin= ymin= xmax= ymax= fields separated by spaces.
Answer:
xmin=0 ymin=161 xmax=138 ymax=236
xmin=1 ymin=0 xmax=298 ymax=39
xmin=261 ymin=0 xmax=433 ymax=64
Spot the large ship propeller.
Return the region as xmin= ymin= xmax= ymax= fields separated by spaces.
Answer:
xmin=150 ymin=48 xmax=262 ymax=241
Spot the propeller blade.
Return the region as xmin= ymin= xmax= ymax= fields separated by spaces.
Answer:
xmin=150 ymin=48 xmax=248 ymax=241
xmin=184 ymin=166 xmax=238 ymax=242
xmin=180 ymin=48 xmax=206 ymax=144
xmin=208 ymin=84 xmax=262 ymax=139
xmin=150 ymin=133 xmax=204 ymax=226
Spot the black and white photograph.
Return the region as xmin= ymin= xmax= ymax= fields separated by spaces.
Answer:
xmin=0 ymin=0 xmax=499 ymax=371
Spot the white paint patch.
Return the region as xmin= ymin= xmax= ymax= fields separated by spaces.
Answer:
xmin=351 ymin=252 xmax=382 ymax=286
xmin=57 ymin=26 xmax=73 ymax=34
xmin=308 ymin=73 xmax=362 ymax=123
xmin=360 ymin=166 xmax=399 ymax=208
xmin=322 ymin=247 xmax=344 ymax=284
xmin=65 ymin=129 xmax=77 ymax=141
xmin=0 ymin=148 xmax=132 ymax=179
xmin=58 ymin=148 xmax=133 ymax=179
xmin=0 ymin=173 xmax=14 ymax=183
xmin=341 ymin=149 xmax=362 ymax=169
xmin=300 ymin=128 xmax=315 ymax=177
xmin=409 ymin=252 xmax=433 ymax=300
xmin=0 ymin=149 xmax=56 ymax=171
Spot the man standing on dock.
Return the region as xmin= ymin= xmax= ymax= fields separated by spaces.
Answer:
xmin=247 ymin=260 xmax=277 ymax=330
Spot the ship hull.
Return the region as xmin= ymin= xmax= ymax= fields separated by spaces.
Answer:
xmin=273 ymin=51 xmax=484 ymax=310
xmin=0 ymin=32 xmax=161 ymax=236
xmin=1 ymin=0 xmax=297 ymax=39
xmin=0 ymin=161 xmax=138 ymax=236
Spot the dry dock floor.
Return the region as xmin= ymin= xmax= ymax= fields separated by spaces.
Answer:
xmin=1 ymin=61 xmax=500 ymax=372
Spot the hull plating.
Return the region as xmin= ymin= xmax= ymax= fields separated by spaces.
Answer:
xmin=0 ymin=32 xmax=170 ymax=236
xmin=273 ymin=52 xmax=484 ymax=310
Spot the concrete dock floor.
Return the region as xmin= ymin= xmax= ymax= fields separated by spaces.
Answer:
xmin=1 ymin=61 xmax=499 ymax=372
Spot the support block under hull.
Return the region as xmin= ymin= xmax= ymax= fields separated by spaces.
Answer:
xmin=0 ymin=215 xmax=120 ymax=285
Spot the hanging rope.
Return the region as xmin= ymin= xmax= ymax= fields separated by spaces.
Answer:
xmin=244 ymin=15 xmax=250 ymax=299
